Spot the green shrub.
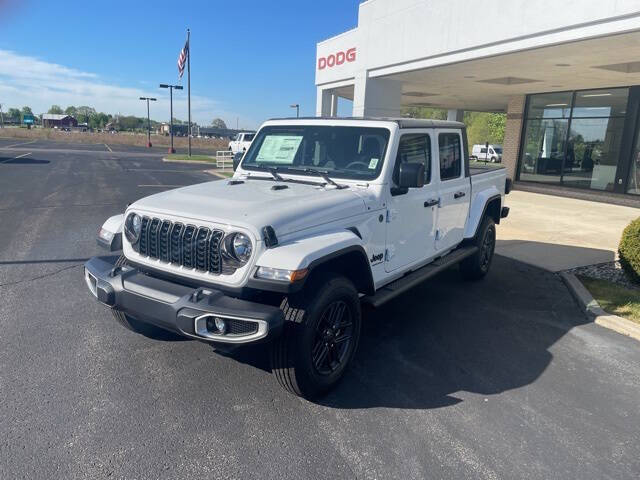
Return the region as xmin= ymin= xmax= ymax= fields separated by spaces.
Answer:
xmin=619 ymin=218 xmax=640 ymax=284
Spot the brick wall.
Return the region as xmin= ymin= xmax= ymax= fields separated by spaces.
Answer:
xmin=502 ymin=95 xmax=526 ymax=180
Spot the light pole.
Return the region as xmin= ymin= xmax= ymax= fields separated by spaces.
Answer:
xmin=290 ymin=103 xmax=300 ymax=118
xmin=139 ymin=97 xmax=157 ymax=147
xmin=0 ymin=103 xmax=4 ymax=128
xmin=159 ymin=84 xmax=183 ymax=153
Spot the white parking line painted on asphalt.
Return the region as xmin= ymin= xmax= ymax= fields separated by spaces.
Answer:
xmin=1 ymin=140 xmax=37 ymax=149
xmin=104 ymin=143 xmax=113 ymax=152
xmin=0 ymin=152 xmax=32 ymax=164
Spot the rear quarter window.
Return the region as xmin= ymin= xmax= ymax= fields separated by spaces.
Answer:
xmin=439 ymin=133 xmax=462 ymax=181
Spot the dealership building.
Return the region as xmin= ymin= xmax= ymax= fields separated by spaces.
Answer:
xmin=315 ymin=0 xmax=640 ymax=204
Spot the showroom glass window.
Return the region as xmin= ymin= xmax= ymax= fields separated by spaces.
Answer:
xmin=519 ymin=88 xmax=629 ymax=191
xmin=629 ymin=117 xmax=640 ymax=195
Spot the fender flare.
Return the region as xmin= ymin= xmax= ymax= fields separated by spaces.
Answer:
xmin=464 ymin=189 xmax=502 ymax=239
xmin=248 ymin=230 xmax=374 ymax=294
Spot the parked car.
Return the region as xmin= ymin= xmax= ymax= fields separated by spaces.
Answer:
xmin=85 ymin=117 xmax=510 ymax=399
xmin=470 ymin=144 xmax=502 ymax=163
xmin=228 ymin=132 xmax=255 ymax=154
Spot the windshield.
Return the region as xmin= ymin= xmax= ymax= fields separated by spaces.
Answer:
xmin=493 ymin=147 xmax=502 ymax=154
xmin=241 ymin=125 xmax=391 ymax=180
xmin=243 ymin=134 xmax=255 ymax=141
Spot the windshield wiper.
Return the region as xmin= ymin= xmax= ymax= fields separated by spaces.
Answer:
xmin=285 ymin=167 xmax=348 ymax=189
xmin=268 ymin=167 xmax=283 ymax=181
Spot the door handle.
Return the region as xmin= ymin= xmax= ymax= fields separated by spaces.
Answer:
xmin=424 ymin=198 xmax=439 ymax=207
xmin=454 ymin=191 xmax=466 ymax=199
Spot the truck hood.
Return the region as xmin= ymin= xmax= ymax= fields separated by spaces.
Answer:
xmin=131 ymin=178 xmax=369 ymax=239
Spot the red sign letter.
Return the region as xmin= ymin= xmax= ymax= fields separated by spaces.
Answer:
xmin=346 ymin=48 xmax=356 ymax=63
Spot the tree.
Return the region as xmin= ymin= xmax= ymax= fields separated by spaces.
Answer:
xmin=211 ymin=118 xmax=227 ymax=129
xmin=65 ymin=106 xmax=78 ymax=117
xmin=402 ymin=106 xmax=447 ymax=120
xmin=21 ymin=106 xmax=33 ymax=115
xmin=76 ymin=106 xmax=96 ymax=124
xmin=464 ymin=112 xmax=506 ymax=151
xmin=48 ymin=105 xmax=64 ymax=114
xmin=8 ymin=108 xmax=21 ymax=120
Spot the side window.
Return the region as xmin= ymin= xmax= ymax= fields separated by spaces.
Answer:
xmin=439 ymin=133 xmax=462 ymax=181
xmin=393 ymin=134 xmax=431 ymax=185
xmin=480 ymin=147 xmax=487 ymax=153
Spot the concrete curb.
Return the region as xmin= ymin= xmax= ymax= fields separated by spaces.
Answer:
xmin=560 ymin=272 xmax=640 ymax=342
xmin=162 ymin=157 xmax=215 ymax=164
xmin=204 ymin=169 xmax=233 ymax=179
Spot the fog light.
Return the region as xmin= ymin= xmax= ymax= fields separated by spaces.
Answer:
xmin=215 ymin=317 xmax=227 ymax=334
xmin=206 ymin=316 xmax=227 ymax=335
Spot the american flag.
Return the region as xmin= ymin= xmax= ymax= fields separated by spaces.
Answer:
xmin=177 ymin=39 xmax=189 ymax=78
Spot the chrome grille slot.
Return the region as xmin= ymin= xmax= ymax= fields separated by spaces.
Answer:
xmin=195 ymin=227 xmax=210 ymax=271
xmin=132 ymin=217 xmax=224 ymax=275
xmin=182 ymin=225 xmax=197 ymax=269
xmin=148 ymin=218 xmax=160 ymax=258
xmin=139 ymin=217 xmax=150 ymax=255
xmin=209 ymin=231 xmax=223 ymax=274
xmin=170 ymin=223 xmax=184 ymax=264
xmin=159 ymin=220 xmax=171 ymax=262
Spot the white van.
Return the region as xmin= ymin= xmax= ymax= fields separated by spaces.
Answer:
xmin=470 ymin=144 xmax=502 ymax=163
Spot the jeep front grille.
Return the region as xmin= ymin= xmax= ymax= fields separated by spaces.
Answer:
xmin=135 ymin=216 xmax=223 ymax=274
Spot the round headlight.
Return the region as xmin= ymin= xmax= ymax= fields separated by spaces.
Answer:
xmin=231 ymin=232 xmax=252 ymax=263
xmin=124 ymin=213 xmax=142 ymax=244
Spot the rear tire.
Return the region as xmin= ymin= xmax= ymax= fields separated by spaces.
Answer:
xmin=460 ymin=216 xmax=496 ymax=280
xmin=271 ymin=274 xmax=362 ymax=399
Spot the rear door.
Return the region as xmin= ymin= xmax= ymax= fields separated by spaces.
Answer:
xmin=435 ymin=129 xmax=470 ymax=252
xmin=385 ymin=131 xmax=439 ymax=272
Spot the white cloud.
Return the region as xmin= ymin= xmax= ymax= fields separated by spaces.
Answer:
xmin=0 ymin=49 xmax=256 ymax=128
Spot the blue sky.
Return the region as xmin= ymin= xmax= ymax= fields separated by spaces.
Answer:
xmin=0 ymin=0 xmax=361 ymax=129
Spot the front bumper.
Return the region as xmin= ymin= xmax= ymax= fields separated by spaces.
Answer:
xmin=84 ymin=256 xmax=284 ymax=344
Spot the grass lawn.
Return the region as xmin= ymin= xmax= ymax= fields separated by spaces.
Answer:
xmin=165 ymin=154 xmax=215 ymax=162
xmin=578 ymin=275 xmax=640 ymax=325
xmin=469 ymin=160 xmax=504 ymax=170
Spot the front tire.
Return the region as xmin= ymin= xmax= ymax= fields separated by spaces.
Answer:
xmin=460 ymin=216 xmax=496 ymax=280
xmin=271 ymin=274 xmax=362 ymax=399
xmin=110 ymin=255 xmax=164 ymax=335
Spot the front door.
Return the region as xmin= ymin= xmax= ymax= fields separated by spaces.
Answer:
xmin=435 ymin=130 xmax=470 ymax=252
xmin=385 ymin=132 xmax=439 ymax=272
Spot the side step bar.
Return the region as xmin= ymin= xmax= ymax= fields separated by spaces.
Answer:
xmin=362 ymin=245 xmax=478 ymax=308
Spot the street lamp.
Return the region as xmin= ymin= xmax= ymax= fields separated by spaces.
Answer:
xmin=290 ymin=103 xmax=300 ymax=118
xmin=139 ymin=97 xmax=157 ymax=147
xmin=159 ymin=84 xmax=183 ymax=153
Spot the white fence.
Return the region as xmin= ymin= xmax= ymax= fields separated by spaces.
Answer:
xmin=215 ymin=150 xmax=234 ymax=170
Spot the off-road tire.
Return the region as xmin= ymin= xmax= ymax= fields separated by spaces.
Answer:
xmin=271 ymin=274 xmax=362 ymax=399
xmin=460 ymin=216 xmax=496 ymax=280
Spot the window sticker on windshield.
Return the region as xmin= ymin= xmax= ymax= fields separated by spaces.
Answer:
xmin=368 ymin=157 xmax=379 ymax=169
xmin=256 ymin=135 xmax=303 ymax=164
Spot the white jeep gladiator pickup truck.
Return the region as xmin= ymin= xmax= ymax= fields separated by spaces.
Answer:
xmin=85 ymin=117 xmax=510 ymax=399
xmin=228 ymin=132 xmax=254 ymax=154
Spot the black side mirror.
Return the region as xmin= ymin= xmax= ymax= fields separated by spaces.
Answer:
xmin=233 ymin=152 xmax=243 ymax=171
xmin=398 ymin=162 xmax=424 ymax=189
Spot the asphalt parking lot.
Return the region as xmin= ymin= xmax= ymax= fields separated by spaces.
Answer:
xmin=1 ymin=140 xmax=639 ymax=479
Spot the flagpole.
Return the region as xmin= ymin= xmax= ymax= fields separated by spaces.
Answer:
xmin=187 ymin=28 xmax=191 ymax=157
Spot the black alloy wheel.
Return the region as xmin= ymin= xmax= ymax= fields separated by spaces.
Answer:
xmin=312 ymin=300 xmax=354 ymax=376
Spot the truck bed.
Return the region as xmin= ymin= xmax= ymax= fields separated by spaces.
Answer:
xmin=470 ymin=164 xmax=505 ymax=176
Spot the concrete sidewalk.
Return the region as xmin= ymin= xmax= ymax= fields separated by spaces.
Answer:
xmin=497 ymin=190 xmax=639 ymax=272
